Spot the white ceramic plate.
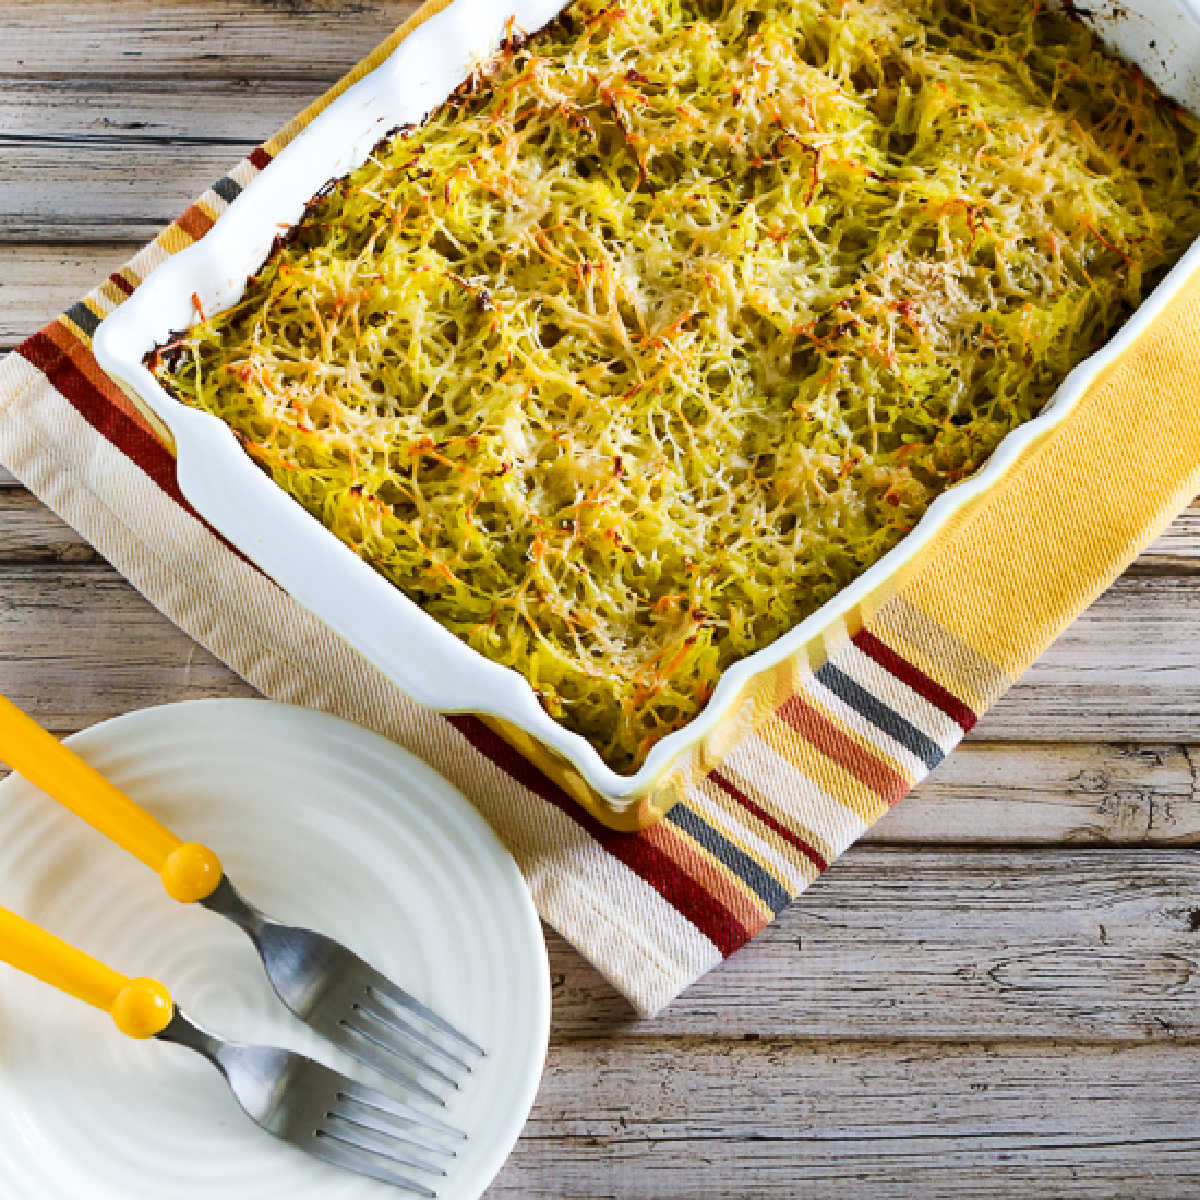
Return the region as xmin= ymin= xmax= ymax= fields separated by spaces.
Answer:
xmin=92 ymin=0 xmax=1200 ymax=810
xmin=0 ymin=699 xmax=549 ymax=1200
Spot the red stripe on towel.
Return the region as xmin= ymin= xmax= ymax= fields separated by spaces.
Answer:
xmin=18 ymin=325 xmax=259 ymax=571
xmin=19 ymin=329 xmax=192 ymax=510
xmin=853 ymin=628 xmax=978 ymax=732
xmin=447 ymin=715 xmax=753 ymax=957
xmin=107 ymin=272 xmax=136 ymax=297
xmin=709 ymin=769 xmax=828 ymax=873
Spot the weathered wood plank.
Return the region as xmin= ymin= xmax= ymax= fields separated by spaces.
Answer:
xmin=0 ymin=534 xmax=1196 ymax=843
xmin=1 ymin=8 xmax=399 ymax=240
xmin=0 ymin=486 xmax=102 ymax=563
xmin=492 ymin=1039 xmax=1200 ymax=1197
xmin=547 ymin=847 xmax=1200 ymax=1040
xmin=0 ymin=658 xmax=1194 ymax=843
xmin=0 ymin=486 xmax=1195 ymax=593
xmin=4 ymin=2 xmax=414 ymax=82
xmin=0 ymin=243 xmax=143 ymax=347
xmin=0 ymin=10 xmax=420 ymax=242
xmin=0 ymin=79 xmax=315 ymax=146
xmin=0 ymin=566 xmax=1195 ymax=1046
xmin=0 ymin=490 xmax=1176 ymax=572
xmin=985 ymin=575 xmax=1200 ymax=742
xmin=0 ymin=564 xmax=257 ymax=721
xmin=1134 ymin=503 xmax=1200 ymax=575
xmin=878 ymin=739 xmax=1199 ymax=845
xmin=0 ymin=142 xmax=256 ymax=242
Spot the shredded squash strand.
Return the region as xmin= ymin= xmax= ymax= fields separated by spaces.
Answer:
xmin=156 ymin=0 xmax=1200 ymax=771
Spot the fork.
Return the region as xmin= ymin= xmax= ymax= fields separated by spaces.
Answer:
xmin=0 ymin=696 xmax=484 ymax=1101
xmin=0 ymin=905 xmax=461 ymax=1196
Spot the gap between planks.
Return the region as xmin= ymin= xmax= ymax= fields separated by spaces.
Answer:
xmin=0 ymin=9 xmax=420 ymax=242
xmin=5 ymin=500 xmax=1197 ymax=844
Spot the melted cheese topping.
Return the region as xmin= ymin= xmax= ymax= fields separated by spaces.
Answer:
xmin=157 ymin=0 xmax=1200 ymax=770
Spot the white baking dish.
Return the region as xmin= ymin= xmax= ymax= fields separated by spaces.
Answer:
xmin=94 ymin=0 xmax=1200 ymax=821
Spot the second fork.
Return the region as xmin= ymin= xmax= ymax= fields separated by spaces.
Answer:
xmin=0 ymin=905 xmax=462 ymax=1195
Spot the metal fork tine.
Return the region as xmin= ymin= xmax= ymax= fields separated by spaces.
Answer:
xmin=344 ymin=1015 xmax=460 ymax=1089
xmin=157 ymin=1010 xmax=463 ymax=1193
xmin=365 ymin=977 xmax=485 ymax=1056
xmin=321 ymin=1115 xmax=446 ymax=1175
xmin=308 ymin=1133 xmax=437 ymax=1197
xmin=334 ymin=1097 xmax=459 ymax=1158
xmin=339 ymin=1078 xmax=468 ymax=1140
xmin=337 ymin=1028 xmax=449 ymax=1106
xmin=356 ymin=992 xmax=474 ymax=1072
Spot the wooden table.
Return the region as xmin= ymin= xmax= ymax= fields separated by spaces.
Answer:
xmin=3 ymin=3 xmax=1199 ymax=1194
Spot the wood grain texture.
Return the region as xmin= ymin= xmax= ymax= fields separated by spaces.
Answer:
xmin=0 ymin=489 xmax=101 ymax=564
xmin=2 ymin=2 xmax=1199 ymax=1192
xmin=0 ymin=142 xmax=258 ymax=242
xmin=875 ymin=740 xmax=1200 ymax=845
xmin=1 ymin=6 xmax=410 ymax=243
xmin=0 ymin=565 xmax=258 ymax=723
xmin=1 ymin=497 xmax=1194 ymax=843
xmin=0 ymin=498 xmax=1196 ymax=841
xmin=0 ymin=78 xmax=319 ymax=145
xmin=4 ymin=2 xmax=413 ymax=81
xmin=545 ymin=848 xmax=1200 ymax=1039
xmin=0 ymin=244 xmax=145 ymax=348
xmin=489 ymin=1039 xmax=1200 ymax=1197
xmin=984 ymin=574 xmax=1200 ymax=741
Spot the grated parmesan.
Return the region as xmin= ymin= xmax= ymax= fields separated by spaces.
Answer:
xmin=155 ymin=0 xmax=1200 ymax=770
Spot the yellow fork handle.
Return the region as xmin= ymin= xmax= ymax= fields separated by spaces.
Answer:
xmin=0 ymin=906 xmax=174 ymax=1037
xmin=0 ymin=695 xmax=222 ymax=903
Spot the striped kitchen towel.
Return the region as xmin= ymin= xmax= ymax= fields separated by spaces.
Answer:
xmin=1 ymin=3 xmax=1198 ymax=1015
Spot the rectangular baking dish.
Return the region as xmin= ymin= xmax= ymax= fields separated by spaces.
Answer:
xmin=94 ymin=0 xmax=1200 ymax=829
